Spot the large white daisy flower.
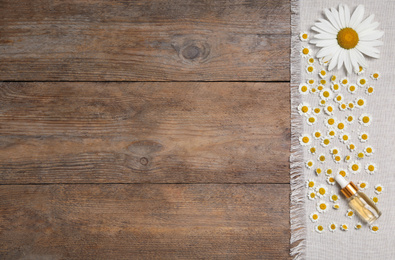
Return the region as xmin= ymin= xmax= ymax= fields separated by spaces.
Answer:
xmin=310 ymin=4 xmax=384 ymax=74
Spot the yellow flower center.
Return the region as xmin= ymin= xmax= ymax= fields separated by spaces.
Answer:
xmin=308 ymin=161 xmax=313 ymax=166
xmin=313 ymin=214 xmax=318 ymax=220
xmin=320 ymin=100 xmax=326 ymax=105
xmin=347 ymin=116 xmax=353 ymax=122
xmin=317 ymin=85 xmax=323 ymax=91
xmin=368 ymin=87 xmax=374 ymax=93
xmin=358 ymin=99 xmax=364 ymax=106
xmin=309 ymin=58 xmax=314 ymax=63
xmin=321 ymin=70 xmax=326 ymax=76
xmin=308 ymin=66 xmax=314 ymax=72
xmin=301 ymin=86 xmax=308 ymax=92
xmin=327 ymin=169 xmax=332 ymax=174
xmin=360 ymin=183 xmax=366 ymax=188
xmin=327 ymin=106 xmax=333 ymax=112
xmin=337 ymin=28 xmax=359 ymax=49
xmin=333 ymin=149 xmax=338 ymax=154
xmin=366 ymin=147 xmax=372 ymax=153
xmin=341 ymin=104 xmax=347 ymax=109
xmin=373 ymin=73 xmax=379 ymax=79
xmin=329 ymin=131 xmax=335 ymax=136
xmin=333 ymin=84 xmax=339 ymax=90
xmin=339 ymin=170 xmax=346 ymax=177
xmin=334 ymin=205 xmax=339 ymax=209
xmin=318 ymin=225 xmax=324 ymax=231
xmin=319 ymin=155 xmax=325 ymax=162
xmin=308 ymin=181 xmax=314 ymax=187
xmin=302 ymin=137 xmax=309 ymax=143
xmin=331 ymin=75 xmax=336 ymax=81
xmin=315 ymin=132 xmax=321 ymax=138
xmin=368 ymin=165 xmax=375 ymax=171
xmin=360 ymin=79 xmax=366 ymax=85
xmin=335 ymin=156 xmax=341 ymax=161
xmin=301 ymin=106 xmax=308 ymax=113
xmin=372 ymin=226 xmax=379 ymax=231
xmin=316 ymin=168 xmax=322 ymax=174
xmin=363 ymin=116 xmax=370 ymax=123
xmin=349 ymin=103 xmax=354 ymax=108
xmin=376 ymin=187 xmax=382 ymax=192
xmin=309 ymin=79 xmax=314 ymax=84
xmin=320 ymin=203 xmax=326 ymax=210
xmin=329 ymin=177 xmax=335 ymax=182
xmin=342 ymin=79 xmax=348 ymax=85
xmin=342 ymin=225 xmax=348 ymax=230
xmin=362 ymin=134 xmax=368 ymax=140
xmin=328 ymin=118 xmax=335 ymax=125
xmin=319 ymin=188 xmax=325 ymax=195
xmin=350 ymin=85 xmax=356 ymax=91
xmin=309 ymin=117 xmax=315 ymax=123
xmin=338 ymin=123 xmax=344 ymax=130
xmin=302 ymin=33 xmax=308 ymax=39
xmin=358 ymin=153 xmax=364 ymax=158
xmin=311 ymin=88 xmax=316 ymax=92
xmin=314 ymin=108 xmax=320 ymax=113
xmin=331 ymin=224 xmax=336 ymax=229
xmin=321 ymin=80 xmax=326 ymax=85
xmin=332 ymin=195 xmax=338 ymax=201
xmin=356 ymin=224 xmax=362 ymax=229
xmin=323 ymin=91 xmax=329 ymax=97
xmin=373 ymin=197 xmax=378 ymax=203
xmin=310 ymin=147 xmax=316 ymax=153
xmin=352 ymin=164 xmax=359 ymax=171
xmin=359 ymin=66 xmax=363 ymax=72
xmin=303 ymin=48 xmax=310 ymax=55
xmin=342 ymin=135 xmax=348 ymax=141
xmin=348 ymin=211 xmax=353 ymax=216
xmin=323 ymin=139 xmax=330 ymax=145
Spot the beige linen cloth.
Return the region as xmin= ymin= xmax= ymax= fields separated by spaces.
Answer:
xmin=290 ymin=0 xmax=395 ymax=259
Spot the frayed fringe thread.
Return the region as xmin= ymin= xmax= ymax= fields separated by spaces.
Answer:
xmin=290 ymin=0 xmax=307 ymax=259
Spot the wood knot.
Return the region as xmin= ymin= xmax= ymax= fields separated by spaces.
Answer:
xmin=182 ymin=45 xmax=201 ymax=60
xmin=173 ymin=39 xmax=210 ymax=63
xmin=140 ymin=157 xmax=148 ymax=166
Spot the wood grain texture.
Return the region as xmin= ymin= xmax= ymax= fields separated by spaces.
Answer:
xmin=0 ymin=184 xmax=290 ymax=260
xmin=0 ymin=0 xmax=290 ymax=81
xmin=0 ymin=82 xmax=290 ymax=184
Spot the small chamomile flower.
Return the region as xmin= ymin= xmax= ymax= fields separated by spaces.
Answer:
xmin=298 ymin=83 xmax=310 ymax=95
xmin=307 ymin=57 xmax=315 ymax=64
xmin=312 ymin=107 xmax=322 ymax=115
xmin=338 ymin=103 xmax=347 ymax=111
xmin=315 ymin=225 xmax=324 ymax=233
xmin=347 ymin=84 xmax=358 ymax=94
xmin=299 ymin=134 xmax=312 ymax=146
xmin=344 ymin=155 xmax=351 ymax=163
xmin=337 ymin=169 xmax=348 ymax=178
xmin=320 ymin=137 xmax=331 ymax=147
xmin=336 ymin=121 xmax=346 ymax=131
xmin=328 ymin=222 xmax=337 ymax=232
xmin=320 ymin=79 xmax=327 ymax=85
xmin=309 ymin=212 xmax=320 ymax=222
xmin=357 ymin=65 xmax=366 ymax=75
xmin=340 ymin=224 xmax=349 ymax=231
xmin=345 ymin=115 xmax=354 ymax=124
xmin=365 ymin=163 xmax=377 ymax=174
xmin=370 ymin=72 xmax=380 ymax=80
xmin=306 ymin=78 xmax=315 ymax=86
xmin=357 ymin=180 xmax=369 ymax=190
xmin=297 ymin=102 xmax=311 ymax=116
xmin=330 ymin=147 xmax=340 ymax=155
xmin=356 ymin=151 xmax=365 ymax=160
xmin=364 ymin=146 xmax=374 ymax=156
xmin=358 ymin=132 xmax=369 ymax=143
xmin=309 ymin=146 xmax=317 ymax=154
xmin=324 ymin=105 xmax=335 ymax=115
xmin=319 ymin=88 xmax=332 ymax=100
xmin=346 ymin=209 xmax=354 ymax=219
xmin=316 ymin=200 xmax=328 ymax=213
xmin=325 ymin=168 xmax=333 ymax=176
xmin=347 ymin=143 xmax=356 ymax=152
xmin=339 ymin=132 xmax=351 ymax=144
xmin=359 ymin=114 xmax=372 ymax=126
xmin=333 ymin=93 xmax=343 ymax=103
xmin=331 ymin=82 xmax=341 ymax=92
xmin=317 ymin=154 xmax=326 ymax=164
xmin=370 ymin=225 xmax=379 ymax=233
xmin=333 ymin=154 xmax=342 ymax=164
xmin=307 ymin=191 xmax=317 ymax=200
xmin=310 ymin=87 xmax=318 ymax=94
xmin=326 ymin=176 xmax=336 ymax=185
xmin=301 ymin=46 xmax=312 ymax=58
xmin=306 ymin=179 xmax=315 ymax=188
xmin=340 ymin=77 xmax=349 ymax=87
xmin=317 ymin=85 xmax=324 ymax=91
xmin=306 ymin=65 xmax=315 ymax=74
xmin=319 ymin=99 xmax=327 ymax=106
xmin=306 ymin=115 xmax=317 ymax=126
xmin=330 ymin=75 xmax=337 ymax=82
xmin=327 ymin=128 xmax=336 ymax=138
xmin=305 ymin=160 xmax=314 ymax=169
xmin=357 ymin=77 xmax=368 ymax=87
xmin=324 ymin=117 xmax=337 ymax=127
xmin=366 ymin=86 xmax=375 ymax=95
xmin=315 ymin=167 xmax=323 ymax=175
xmin=299 ymin=32 xmax=309 ymax=41
xmin=333 ymin=204 xmax=340 ymax=210
xmin=318 ymin=69 xmax=328 ymax=78
xmin=374 ymin=184 xmax=384 ymax=195
xmin=355 ymin=223 xmax=362 ymax=230
xmin=319 ymin=57 xmax=329 ymax=66
xmin=313 ymin=130 xmax=322 ymax=139
xmin=371 ymin=196 xmax=379 ymax=204
xmin=355 ymin=97 xmax=367 ymax=109
xmin=349 ymin=161 xmax=361 ymax=174
xmin=329 ymin=192 xmax=339 ymax=203
xmin=315 ymin=185 xmax=328 ymax=198
xmin=347 ymin=101 xmax=355 ymax=110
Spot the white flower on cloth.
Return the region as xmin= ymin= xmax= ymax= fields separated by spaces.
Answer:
xmin=310 ymin=5 xmax=384 ymax=74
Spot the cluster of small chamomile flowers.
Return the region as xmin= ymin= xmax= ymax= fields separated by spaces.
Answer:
xmin=298 ymin=31 xmax=382 ymax=234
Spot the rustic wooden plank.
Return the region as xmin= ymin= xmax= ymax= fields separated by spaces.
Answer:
xmin=0 ymin=0 xmax=290 ymax=81
xmin=0 ymin=184 xmax=290 ymax=259
xmin=0 ymin=82 xmax=290 ymax=184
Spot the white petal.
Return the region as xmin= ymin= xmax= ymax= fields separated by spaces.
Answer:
xmin=330 ymin=7 xmax=343 ymax=29
xmin=314 ymin=33 xmax=337 ymax=40
xmin=317 ymin=44 xmax=340 ymax=58
xmin=315 ymin=39 xmax=338 ymax=48
xmin=311 ymin=26 xmax=328 ymax=34
xmin=337 ymin=48 xmax=345 ymax=70
xmin=349 ymin=5 xmax=365 ymax=28
xmin=358 ymin=22 xmax=380 ymax=35
xmin=356 ymin=44 xmax=380 ymax=58
xmin=359 ymin=40 xmax=383 ymax=47
xmin=344 ymin=51 xmax=352 ymax=74
xmin=349 ymin=49 xmax=359 ymax=73
xmin=359 ymin=30 xmax=384 ymax=41
xmin=338 ymin=5 xmax=346 ymax=28
xmin=352 ymin=48 xmax=368 ymax=67
xmin=324 ymin=8 xmax=341 ymax=30
xmin=317 ymin=19 xmax=338 ymax=34
xmin=344 ymin=5 xmax=351 ymax=27
xmin=328 ymin=48 xmax=341 ymax=71
xmin=355 ymin=14 xmax=375 ymax=33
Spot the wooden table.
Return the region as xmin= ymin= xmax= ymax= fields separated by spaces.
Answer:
xmin=0 ymin=1 xmax=291 ymax=259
